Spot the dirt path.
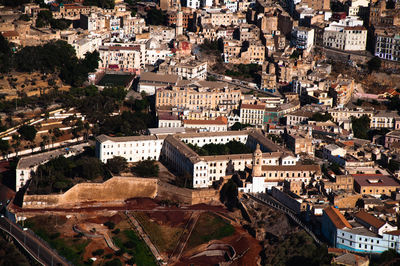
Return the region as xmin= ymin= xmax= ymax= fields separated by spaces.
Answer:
xmin=125 ymin=212 xmax=163 ymax=263
xmin=168 ymin=211 xmax=201 ymax=264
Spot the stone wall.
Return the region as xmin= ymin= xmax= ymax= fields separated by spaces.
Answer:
xmin=23 ymin=177 xmax=158 ymax=208
xmin=23 ymin=177 xmax=220 ymax=208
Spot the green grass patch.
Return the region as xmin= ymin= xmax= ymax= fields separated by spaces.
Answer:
xmin=133 ymin=212 xmax=183 ymax=253
xmin=112 ymin=229 xmax=157 ymax=266
xmin=187 ymin=212 xmax=235 ymax=249
xmin=24 ymin=215 xmax=90 ymax=266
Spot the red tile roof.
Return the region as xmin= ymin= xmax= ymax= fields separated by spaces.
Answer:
xmin=354 ymin=210 xmax=385 ymax=229
xmin=183 ymin=116 xmax=228 ymax=125
xmin=324 ymin=206 xmax=352 ymax=229
xmin=241 ymin=104 xmax=265 ymax=110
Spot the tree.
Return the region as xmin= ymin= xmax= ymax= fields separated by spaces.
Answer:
xmin=132 ymin=160 xmax=159 ymax=177
xmin=18 ymin=124 xmax=37 ymax=141
xmin=106 ymin=156 xmax=128 ymax=174
xmin=0 ymin=237 xmax=30 ymax=266
xmin=311 ymin=112 xmax=333 ymax=122
xmin=351 ymin=115 xmax=370 ymax=139
xmin=367 ymin=56 xmax=382 ymax=73
xmin=145 ymin=7 xmax=166 ymax=25
xmin=230 ymin=122 xmax=252 ymax=130
xmin=0 ymin=34 xmax=12 ymax=73
xmin=220 ymin=179 xmax=238 ymax=211
xmin=83 ymin=0 xmax=115 ymax=8
xmin=0 ymin=139 xmax=10 ymax=154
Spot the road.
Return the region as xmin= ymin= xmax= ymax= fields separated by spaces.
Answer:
xmin=0 ymin=216 xmax=69 ymax=266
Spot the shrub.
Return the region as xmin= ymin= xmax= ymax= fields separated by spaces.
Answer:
xmin=92 ymin=249 xmax=104 ymax=256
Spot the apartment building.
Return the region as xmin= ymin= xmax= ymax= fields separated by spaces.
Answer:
xmin=329 ymin=107 xmax=374 ymax=123
xmin=323 ymin=25 xmax=367 ymax=51
xmin=291 ymin=27 xmax=314 ymax=51
xmin=374 ymin=26 xmax=400 ymax=62
xmin=155 ymin=80 xmax=241 ymax=111
xmin=98 ymin=45 xmax=141 ymax=73
xmin=323 ymin=17 xmax=367 ymax=51
xmin=158 ymin=57 xmax=208 ymax=80
xmin=330 ymin=77 xmax=355 ymax=106
xmin=240 ymin=103 xmax=266 ymax=128
xmin=370 ymin=111 xmax=400 ymax=129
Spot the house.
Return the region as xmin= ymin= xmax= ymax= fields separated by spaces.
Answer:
xmin=354 ymin=210 xmax=397 ymax=235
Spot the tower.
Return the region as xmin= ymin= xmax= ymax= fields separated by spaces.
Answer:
xmin=176 ymin=4 xmax=183 ymax=36
xmin=252 ymin=144 xmax=262 ymax=177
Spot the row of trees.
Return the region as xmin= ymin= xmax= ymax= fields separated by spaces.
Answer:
xmin=187 ymin=140 xmax=252 ymax=156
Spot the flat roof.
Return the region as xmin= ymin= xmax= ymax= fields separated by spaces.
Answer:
xmin=17 ymin=143 xmax=87 ymax=169
xmin=140 ymin=72 xmax=179 ymax=84
xmin=353 ymin=174 xmax=400 ymax=187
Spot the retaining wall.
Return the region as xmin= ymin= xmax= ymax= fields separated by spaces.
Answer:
xmin=23 ymin=177 xmax=219 ymax=208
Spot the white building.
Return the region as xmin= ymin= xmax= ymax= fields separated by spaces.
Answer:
xmin=240 ymin=104 xmax=266 ymax=128
xmin=291 ymin=27 xmax=314 ymax=52
xmin=71 ymin=35 xmax=102 ymax=59
xmin=99 ymin=45 xmax=142 ymax=73
xmin=371 ymin=111 xmax=400 ymax=129
xmin=95 ymin=130 xmax=287 ymax=189
xmin=323 ymin=144 xmax=347 ymax=163
xmin=323 ymin=17 xmax=367 ymax=51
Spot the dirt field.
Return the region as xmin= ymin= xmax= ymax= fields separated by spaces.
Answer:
xmin=20 ymin=198 xmax=262 ymax=265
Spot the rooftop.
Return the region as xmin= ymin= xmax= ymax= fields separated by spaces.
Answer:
xmin=353 ymin=174 xmax=400 ymax=187
xmin=324 ymin=206 xmax=352 ymax=229
xmin=354 ymin=210 xmax=386 ymax=229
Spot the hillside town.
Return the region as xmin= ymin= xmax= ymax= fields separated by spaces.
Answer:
xmin=0 ymin=0 xmax=400 ymax=264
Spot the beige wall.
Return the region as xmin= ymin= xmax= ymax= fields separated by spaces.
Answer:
xmin=23 ymin=177 xmax=219 ymax=208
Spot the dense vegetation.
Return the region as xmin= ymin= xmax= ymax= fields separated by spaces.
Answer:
xmin=29 ymin=150 xmax=111 ymax=194
xmin=231 ymin=122 xmax=253 ymax=130
xmin=106 ymin=156 xmax=128 ymax=175
xmin=264 ymin=231 xmax=332 ymax=266
xmin=225 ymin=63 xmax=261 ymax=82
xmin=112 ymin=229 xmax=157 ymax=266
xmin=0 ymin=37 xmax=99 ymax=87
xmin=351 ymin=114 xmax=370 ymax=139
xmin=187 ymin=140 xmax=251 ymax=156
xmin=220 ymin=179 xmax=239 ymax=211
xmin=83 ymin=0 xmax=115 ymax=8
xmin=145 ymin=8 xmax=167 ymax=25
xmin=310 ymin=112 xmax=333 ymax=122
xmin=0 ymin=236 xmax=30 ymax=266
xmin=132 ymin=160 xmax=159 ymax=177
xmin=35 ymin=10 xmax=72 ymax=30
xmin=24 ymin=215 xmax=91 ymax=265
